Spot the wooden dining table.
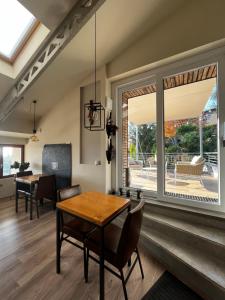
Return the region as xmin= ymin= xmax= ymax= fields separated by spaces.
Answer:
xmin=15 ymin=174 xmax=45 ymax=219
xmin=56 ymin=191 xmax=131 ymax=300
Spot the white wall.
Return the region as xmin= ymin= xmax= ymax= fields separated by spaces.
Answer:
xmin=0 ymin=177 xmax=15 ymax=199
xmin=107 ymin=0 xmax=225 ymax=78
xmin=25 ymin=67 xmax=108 ymax=193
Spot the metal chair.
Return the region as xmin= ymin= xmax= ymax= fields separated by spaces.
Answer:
xmin=85 ymin=199 xmax=145 ymax=300
xmin=58 ymin=185 xmax=96 ymax=282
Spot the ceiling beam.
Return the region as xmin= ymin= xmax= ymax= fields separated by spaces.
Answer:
xmin=0 ymin=0 xmax=105 ymax=122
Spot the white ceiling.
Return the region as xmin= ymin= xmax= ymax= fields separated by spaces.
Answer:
xmin=0 ymin=0 xmax=188 ymax=133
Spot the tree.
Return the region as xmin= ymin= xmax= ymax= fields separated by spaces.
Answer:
xmin=203 ymin=125 xmax=217 ymax=152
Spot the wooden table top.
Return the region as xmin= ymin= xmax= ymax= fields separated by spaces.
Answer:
xmin=57 ymin=191 xmax=130 ymax=226
xmin=15 ymin=174 xmax=45 ymax=184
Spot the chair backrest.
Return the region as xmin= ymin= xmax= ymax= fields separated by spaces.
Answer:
xmin=16 ymin=171 xmax=33 ymax=193
xmin=58 ymin=184 xmax=81 ymax=202
xmin=35 ymin=175 xmax=56 ymax=201
xmin=117 ymin=199 xmax=145 ymax=268
xmin=16 ymin=171 xmax=33 ymax=177
xmin=57 ymin=185 xmax=81 ymax=225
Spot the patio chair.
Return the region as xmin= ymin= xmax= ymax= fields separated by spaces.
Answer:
xmin=175 ymin=155 xmax=205 ymax=180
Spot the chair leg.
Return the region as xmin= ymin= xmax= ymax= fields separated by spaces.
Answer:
xmin=128 ymin=258 xmax=131 ymax=267
xmin=136 ymin=248 xmax=144 ymax=279
xmin=85 ymin=248 xmax=89 ymax=283
xmin=120 ymin=269 xmax=128 ymax=300
xmin=83 ymin=247 xmax=88 ymax=283
xmin=25 ymin=195 xmax=28 ymax=212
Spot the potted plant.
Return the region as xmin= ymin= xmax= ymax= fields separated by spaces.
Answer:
xmin=11 ymin=161 xmax=30 ymax=172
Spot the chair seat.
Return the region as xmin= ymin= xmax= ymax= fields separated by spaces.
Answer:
xmin=63 ymin=218 xmax=95 ymax=242
xmin=85 ymin=223 xmax=122 ymax=267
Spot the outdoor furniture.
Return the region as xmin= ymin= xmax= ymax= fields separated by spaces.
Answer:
xmin=175 ymin=156 xmax=205 ymax=179
xmin=56 ymin=191 xmax=131 ymax=300
xmin=84 ymin=199 xmax=145 ymax=300
xmin=57 ymin=185 xmax=96 ymax=283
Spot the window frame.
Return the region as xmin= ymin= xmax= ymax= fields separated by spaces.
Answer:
xmin=0 ymin=20 xmax=39 ymax=64
xmin=0 ymin=144 xmax=25 ymax=178
xmin=113 ymin=45 xmax=225 ymax=213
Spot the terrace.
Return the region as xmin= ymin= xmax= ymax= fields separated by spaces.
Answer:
xmin=129 ymin=151 xmax=218 ymax=201
xmin=123 ymin=65 xmax=218 ymax=204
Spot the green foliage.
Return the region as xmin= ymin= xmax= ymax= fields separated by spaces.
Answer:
xmin=165 ymin=144 xmax=181 ymax=153
xmin=180 ymin=131 xmax=200 ymax=153
xmin=11 ymin=161 xmax=20 ymax=169
xmin=11 ymin=161 xmax=30 ymax=171
xmin=129 ymin=122 xmax=217 ymax=155
xmin=203 ymin=125 xmax=217 ymax=152
xmin=138 ymin=124 xmax=157 ymax=153
xmin=129 ymin=143 xmax=136 ymax=159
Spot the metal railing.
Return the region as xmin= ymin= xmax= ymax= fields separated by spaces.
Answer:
xmin=128 ymin=152 xmax=218 ymax=169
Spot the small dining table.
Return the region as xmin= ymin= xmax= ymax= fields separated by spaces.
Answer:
xmin=56 ymin=191 xmax=131 ymax=300
xmin=15 ymin=174 xmax=45 ymax=219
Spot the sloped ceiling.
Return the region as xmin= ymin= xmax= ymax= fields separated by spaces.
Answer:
xmin=18 ymin=0 xmax=79 ymax=30
xmin=0 ymin=0 xmax=188 ymax=134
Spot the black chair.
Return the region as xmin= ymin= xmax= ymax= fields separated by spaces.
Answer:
xmin=16 ymin=170 xmax=33 ymax=213
xmin=29 ymin=175 xmax=57 ymax=219
xmin=58 ymin=185 xmax=96 ymax=282
xmin=85 ymin=199 xmax=145 ymax=300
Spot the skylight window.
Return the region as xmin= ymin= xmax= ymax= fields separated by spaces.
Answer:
xmin=0 ymin=0 xmax=36 ymax=61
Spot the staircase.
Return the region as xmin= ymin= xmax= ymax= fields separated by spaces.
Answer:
xmin=140 ymin=202 xmax=225 ymax=300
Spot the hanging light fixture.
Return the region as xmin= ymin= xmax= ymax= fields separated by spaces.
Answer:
xmin=30 ymin=100 xmax=39 ymax=142
xmin=84 ymin=12 xmax=105 ymax=131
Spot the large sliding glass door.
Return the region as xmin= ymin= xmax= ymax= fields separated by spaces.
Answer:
xmin=117 ymin=52 xmax=225 ymax=210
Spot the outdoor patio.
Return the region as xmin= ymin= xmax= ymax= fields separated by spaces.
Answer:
xmin=129 ymin=167 xmax=218 ymax=201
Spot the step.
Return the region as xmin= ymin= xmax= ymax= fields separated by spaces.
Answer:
xmin=143 ymin=212 xmax=225 ymax=248
xmin=141 ymin=229 xmax=225 ymax=300
xmin=145 ymin=202 xmax=225 ymax=230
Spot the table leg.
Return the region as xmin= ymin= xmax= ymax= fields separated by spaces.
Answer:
xmin=29 ymin=183 xmax=34 ymax=220
xmin=30 ymin=195 xmax=33 ymax=220
xmin=127 ymin=204 xmax=131 ymax=267
xmin=15 ymin=182 xmax=18 ymax=213
xmin=56 ymin=208 xmax=61 ymax=274
xmin=100 ymin=227 xmax=105 ymax=300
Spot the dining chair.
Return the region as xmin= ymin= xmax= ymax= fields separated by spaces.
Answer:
xmin=58 ymin=185 xmax=96 ymax=282
xmin=84 ymin=199 xmax=145 ymax=300
xmin=30 ymin=175 xmax=57 ymax=219
xmin=16 ymin=170 xmax=33 ymax=213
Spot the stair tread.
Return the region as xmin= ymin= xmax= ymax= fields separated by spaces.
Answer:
xmin=142 ymin=229 xmax=225 ymax=290
xmin=145 ymin=212 xmax=225 ymax=247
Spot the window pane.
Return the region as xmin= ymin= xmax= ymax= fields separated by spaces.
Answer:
xmin=122 ymin=84 xmax=157 ymax=192
xmin=0 ymin=0 xmax=36 ymax=59
xmin=3 ymin=147 xmax=22 ymax=176
xmin=163 ymin=64 xmax=218 ymax=203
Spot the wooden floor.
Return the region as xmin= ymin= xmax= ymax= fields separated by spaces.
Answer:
xmin=0 ymin=197 xmax=164 ymax=300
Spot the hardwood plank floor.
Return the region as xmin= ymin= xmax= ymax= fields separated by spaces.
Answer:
xmin=0 ymin=197 xmax=164 ymax=300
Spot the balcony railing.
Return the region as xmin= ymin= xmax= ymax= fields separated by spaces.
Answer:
xmin=128 ymin=152 xmax=218 ymax=170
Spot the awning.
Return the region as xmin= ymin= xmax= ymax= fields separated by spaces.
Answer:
xmin=128 ymin=78 xmax=216 ymax=125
